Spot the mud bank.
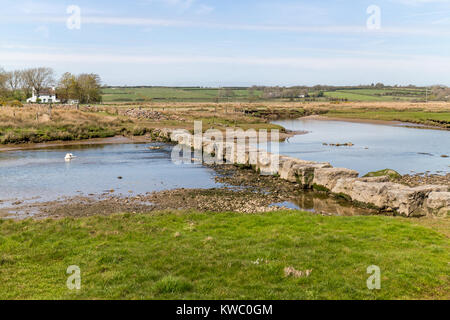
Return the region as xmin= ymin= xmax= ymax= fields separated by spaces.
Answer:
xmin=165 ymin=128 xmax=450 ymax=217
xmin=0 ymin=135 xmax=157 ymax=152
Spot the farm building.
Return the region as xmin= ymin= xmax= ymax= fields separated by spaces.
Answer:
xmin=26 ymin=87 xmax=60 ymax=103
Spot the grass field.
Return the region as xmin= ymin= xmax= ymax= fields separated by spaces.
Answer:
xmin=102 ymin=87 xmax=262 ymax=103
xmin=0 ymin=211 xmax=448 ymax=300
xmin=324 ymin=88 xmax=426 ymax=102
xmin=102 ymin=87 xmax=429 ymax=103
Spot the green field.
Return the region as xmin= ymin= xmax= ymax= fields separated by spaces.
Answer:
xmin=324 ymin=88 xmax=427 ymax=102
xmin=0 ymin=211 xmax=448 ymax=300
xmin=102 ymin=87 xmax=429 ymax=103
xmin=102 ymin=87 xmax=262 ymax=102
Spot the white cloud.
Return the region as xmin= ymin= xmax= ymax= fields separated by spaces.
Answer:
xmin=1 ymin=50 xmax=450 ymax=72
xmin=196 ymin=4 xmax=214 ymax=15
xmin=34 ymin=25 xmax=49 ymax=38
xmin=5 ymin=14 xmax=450 ymax=37
xmin=145 ymin=0 xmax=195 ymax=10
xmin=392 ymin=0 xmax=450 ymax=5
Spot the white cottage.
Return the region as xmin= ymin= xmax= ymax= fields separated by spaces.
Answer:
xmin=26 ymin=87 xmax=60 ymax=103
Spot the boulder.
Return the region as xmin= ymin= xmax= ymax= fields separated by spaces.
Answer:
xmin=313 ymin=168 xmax=359 ymax=191
xmin=279 ymin=158 xmax=331 ymax=183
xmin=332 ymin=180 xmax=393 ymax=208
xmin=425 ymin=192 xmax=450 ymax=217
xmin=386 ymin=185 xmax=447 ymax=217
xmin=256 ymin=151 xmax=279 ymax=175
xmin=279 ymin=160 xmax=298 ymax=182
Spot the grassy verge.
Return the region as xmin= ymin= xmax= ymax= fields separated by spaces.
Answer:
xmin=325 ymin=108 xmax=450 ymax=128
xmin=0 ymin=211 xmax=448 ymax=300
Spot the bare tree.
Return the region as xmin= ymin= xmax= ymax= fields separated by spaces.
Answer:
xmin=5 ymin=70 xmax=23 ymax=91
xmin=0 ymin=67 xmax=8 ymax=97
xmin=22 ymin=67 xmax=55 ymax=96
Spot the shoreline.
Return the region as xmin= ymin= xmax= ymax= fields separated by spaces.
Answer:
xmin=0 ymin=130 xmax=304 ymax=152
xmin=300 ymin=115 xmax=448 ymax=131
xmin=0 ymin=135 xmax=155 ymax=152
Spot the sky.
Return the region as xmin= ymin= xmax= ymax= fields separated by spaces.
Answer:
xmin=1 ymin=0 xmax=450 ymax=86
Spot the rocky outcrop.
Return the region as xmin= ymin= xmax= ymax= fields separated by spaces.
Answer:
xmin=165 ymin=129 xmax=449 ymax=217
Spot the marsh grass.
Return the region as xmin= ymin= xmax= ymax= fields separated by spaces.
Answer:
xmin=0 ymin=105 xmax=282 ymax=144
xmin=327 ymin=108 xmax=450 ymax=128
xmin=0 ymin=107 xmax=147 ymax=144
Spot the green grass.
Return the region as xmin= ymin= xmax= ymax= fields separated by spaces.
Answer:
xmin=0 ymin=211 xmax=448 ymax=300
xmin=324 ymin=88 xmax=426 ymax=102
xmin=102 ymin=87 xmax=262 ymax=102
xmin=326 ymin=109 xmax=450 ymax=128
xmin=102 ymin=87 xmax=430 ymax=103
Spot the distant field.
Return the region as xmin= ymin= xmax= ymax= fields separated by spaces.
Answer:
xmin=324 ymin=88 xmax=427 ymax=102
xmin=102 ymin=87 xmax=428 ymax=103
xmin=102 ymin=87 xmax=262 ymax=102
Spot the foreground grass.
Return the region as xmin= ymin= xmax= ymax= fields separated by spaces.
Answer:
xmin=326 ymin=108 xmax=450 ymax=128
xmin=0 ymin=211 xmax=448 ymax=300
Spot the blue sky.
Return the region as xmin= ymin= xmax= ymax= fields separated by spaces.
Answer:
xmin=1 ymin=0 xmax=450 ymax=86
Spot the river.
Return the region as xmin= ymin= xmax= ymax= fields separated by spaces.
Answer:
xmin=0 ymin=143 xmax=221 ymax=208
xmin=273 ymin=118 xmax=450 ymax=175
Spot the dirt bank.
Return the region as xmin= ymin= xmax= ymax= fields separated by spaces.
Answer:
xmin=0 ymin=135 xmax=158 ymax=152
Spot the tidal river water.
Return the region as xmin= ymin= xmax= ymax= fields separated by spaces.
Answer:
xmin=273 ymin=118 xmax=450 ymax=175
xmin=0 ymin=143 xmax=221 ymax=208
xmin=0 ymin=119 xmax=448 ymax=216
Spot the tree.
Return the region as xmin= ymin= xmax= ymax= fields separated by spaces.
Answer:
xmin=0 ymin=68 xmax=8 ymax=98
xmin=5 ymin=70 xmax=26 ymax=101
xmin=22 ymin=67 xmax=55 ymax=97
xmin=5 ymin=70 xmax=23 ymax=91
xmin=56 ymin=72 xmax=78 ymax=102
xmin=75 ymin=73 xmax=102 ymax=103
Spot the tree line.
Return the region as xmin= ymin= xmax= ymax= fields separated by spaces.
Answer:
xmin=0 ymin=67 xmax=102 ymax=104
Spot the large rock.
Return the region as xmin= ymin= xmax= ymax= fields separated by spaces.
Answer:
xmin=425 ymin=192 xmax=450 ymax=216
xmin=279 ymin=159 xmax=302 ymax=182
xmin=279 ymin=158 xmax=331 ymax=183
xmin=313 ymin=168 xmax=359 ymax=191
xmin=332 ymin=179 xmax=393 ymax=208
xmin=294 ymin=163 xmax=331 ymax=188
xmin=386 ymin=185 xmax=447 ymax=217
xmin=256 ymin=151 xmax=279 ymax=175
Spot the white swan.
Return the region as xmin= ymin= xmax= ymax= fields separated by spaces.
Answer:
xmin=64 ymin=153 xmax=76 ymax=161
